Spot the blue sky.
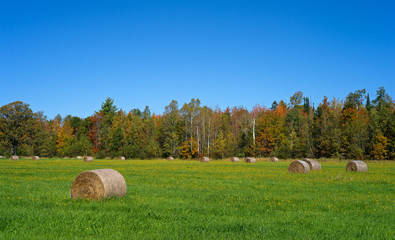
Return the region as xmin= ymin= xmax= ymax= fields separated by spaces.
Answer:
xmin=1 ymin=0 xmax=394 ymax=118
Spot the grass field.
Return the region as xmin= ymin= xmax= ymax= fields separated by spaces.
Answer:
xmin=0 ymin=159 xmax=393 ymax=239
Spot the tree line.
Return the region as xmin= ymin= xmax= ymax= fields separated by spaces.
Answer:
xmin=0 ymin=87 xmax=393 ymax=160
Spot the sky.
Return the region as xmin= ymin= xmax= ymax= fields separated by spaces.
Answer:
xmin=0 ymin=0 xmax=394 ymax=119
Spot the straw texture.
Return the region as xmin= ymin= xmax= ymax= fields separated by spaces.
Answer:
xmin=84 ymin=156 xmax=94 ymax=162
xmin=288 ymin=160 xmax=310 ymax=173
xmin=230 ymin=157 xmax=240 ymax=162
xmin=346 ymin=160 xmax=367 ymax=172
xmin=302 ymin=158 xmax=321 ymax=170
xmin=70 ymin=169 xmax=127 ymax=200
xmin=245 ymin=157 xmax=256 ymax=163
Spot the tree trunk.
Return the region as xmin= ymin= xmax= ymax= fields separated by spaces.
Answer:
xmin=13 ymin=145 xmax=18 ymax=156
xmin=208 ymin=120 xmax=210 ymax=157
xmin=202 ymin=118 xmax=205 ymax=155
xmin=197 ymin=125 xmax=200 ymax=154
xmin=252 ymin=117 xmax=256 ymax=146
xmin=190 ymin=115 xmax=193 ymax=153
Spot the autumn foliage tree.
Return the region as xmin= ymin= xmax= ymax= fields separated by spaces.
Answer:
xmin=180 ymin=138 xmax=198 ymax=159
xmin=341 ymin=89 xmax=370 ymax=159
xmin=0 ymin=88 xmax=393 ymax=160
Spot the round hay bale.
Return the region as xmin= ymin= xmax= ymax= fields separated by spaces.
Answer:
xmin=0 ymin=156 xmax=5 ymax=159
xmin=76 ymin=156 xmax=82 ymax=159
xmin=167 ymin=157 xmax=174 ymax=161
xmin=70 ymin=169 xmax=126 ymax=200
xmin=288 ymin=160 xmax=310 ymax=173
xmin=302 ymin=158 xmax=321 ymax=170
xmin=346 ymin=160 xmax=367 ymax=172
xmin=245 ymin=157 xmax=256 ymax=163
xmin=10 ymin=156 xmax=19 ymax=160
xmin=32 ymin=156 xmax=40 ymax=160
xmin=230 ymin=157 xmax=240 ymax=162
xmin=200 ymin=157 xmax=210 ymax=162
xmin=120 ymin=157 xmax=126 ymax=160
xmin=270 ymin=157 xmax=279 ymax=162
xmin=83 ymin=156 xmax=94 ymax=162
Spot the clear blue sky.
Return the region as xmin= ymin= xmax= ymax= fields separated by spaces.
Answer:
xmin=1 ymin=0 xmax=394 ymax=118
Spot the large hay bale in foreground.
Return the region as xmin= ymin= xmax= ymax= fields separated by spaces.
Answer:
xmin=84 ymin=156 xmax=94 ymax=162
xmin=245 ymin=157 xmax=256 ymax=163
xmin=346 ymin=160 xmax=367 ymax=172
xmin=120 ymin=157 xmax=126 ymax=160
xmin=302 ymin=158 xmax=321 ymax=170
xmin=270 ymin=157 xmax=279 ymax=162
xmin=76 ymin=156 xmax=82 ymax=159
xmin=32 ymin=156 xmax=40 ymax=160
xmin=288 ymin=160 xmax=310 ymax=173
xmin=200 ymin=157 xmax=210 ymax=162
xmin=167 ymin=157 xmax=174 ymax=161
xmin=10 ymin=156 xmax=19 ymax=160
xmin=70 ymin=169 xmax=126 ymax=200
xmin=230 ymin=157 xmax=240 ymax=162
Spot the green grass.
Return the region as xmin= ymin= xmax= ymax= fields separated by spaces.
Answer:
xmin=0 ymin=159 xmax=393 ymax=239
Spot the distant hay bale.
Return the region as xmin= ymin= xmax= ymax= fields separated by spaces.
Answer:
xmin=245 ymin=157 xmax=256 ymax=163
xmin=346 ymin=160 xmax=367 ymax=172
xmin=76 ymin=156 xmax=82 ymax=159
xmin=83 ymin=156 xmax=94 ymax=162
xmin=167 ymin=157 xmax=174 ymax=161
xmin=230 ymin=157 xmax=240 ymax=162
xmin=270 ymin=157 xmax=279 ymax=162
xmin=70 ymin=169 xmax=126 ymax=200
xmin=288 ymin=160 xmax=310 ymax=173
xmin=120 ymin=157 xmax=126 ymax=160
xmin=200 ymin=157 xmax=210 ymax=162
xmin=0 ymin=156 xmax=5 ymax=159
xmin=32 ymin=156 xmax=40 ymax=160
xmin=302 ymin=158 xmax=321 ymax=170
xmin=10 ymin=156 xmax=19 ymax=160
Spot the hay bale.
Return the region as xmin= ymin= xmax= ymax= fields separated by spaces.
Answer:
xmin=167 ymin=157 xmax=174 ymax=161
xmin=120 ymin=157 xmax=126 ymax=160
xmin=10 ymin=156 xmax=19 ymax=160
xmin=70 ymin=169 xmax=126 ymax=200
xmin=230 ymin=157 xmax=240 ymax=162
xmin=83 ymin=156 xmax=94 ymax=162
xmin=0 ymin=156 xmax=5 ymax=159
xmin=288 ymin=160 xmax=310 ymax=173
xmin=200 ymin=157 xmax=210 ymax=162
xmin=245 ymin=157 xmax=256 ymax=163
xmin=270 ymin=157 xmax=279 ymax=162
xmin=346 ymin=160 xmax=367 ymax=172
xmin=302 ymin=158 xmax=321 ymax=170
xmin=76 ymin=156 xmax=82 ymax=159
xmin=32 ymin=156 xmax=40 ymax=160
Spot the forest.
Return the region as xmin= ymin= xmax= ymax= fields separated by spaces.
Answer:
xmin=0 ymin=87 xmax=393 ymax=160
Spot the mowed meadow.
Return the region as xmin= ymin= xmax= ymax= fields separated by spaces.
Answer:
xmin=0 ymin=159 xmax=393 ymax=239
